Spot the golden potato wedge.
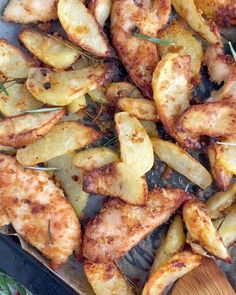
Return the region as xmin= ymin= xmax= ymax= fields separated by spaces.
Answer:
xmin=218 ymin=206 xmax=236 ymax=248
xmin=157 ymin=20 xmax=203 ymax=83
xmin=19 ymin=28 xmax=80 ymax=70
xmin=215 ymin=140 xmax=236 ymax=174
xmin=117 ymin=98 xmax=159 ymax=122
xmin=83 ymin=162 xmax=148 ymax=205
xmin=186 ymin=233 xmax=209 ymax=257
xmin=152 ymin=53 xmax=200 ymax=149
xmin=84 ymin=261 xmax=134 ymax=295
xmin=88 ymin=0 xmax=111 ymax=27
xmin=213 ymin=218 xmax=224 ymax=229
xmin=3 ymin=0 xmax=58 ymax=23
xmin=0 ymin=39 xmax=37 ymax=79
xmin=194 ymin=0 xmax=236 ymax=26
xmin=115 ymin=112 xmax=154 ymax=177
xmin=140 ymin=121 xmax=158 ymax=138
xmin=26 ymin=64 xmax=113 ymax=106
xmin=0 ymin=83 xmax=42 ymax=116
xmin=105 ymin=82 xmax=142 ymax=101
xmin=208 ymin=144 xmax=233 ymax=191
xmin=0 ymin=109 xmax=65 ymax=148
xmin=73 ymin=147 xmax=119 ymax=171
xmin=152 ymin=138 xmax=212 ymax=189
xmin=67 ymin=95 xmax=86 ymax=113
xmin=48 ymin=152 xmax=88 ymax=219
xmin=58 ymin=0 xmax=111 ymax=57
xmin=171 ymin=0 xmax=221 ymax=44
xmin=16 ymin=121 xmax=101 ymax=165
xmin=142 ymin=251 xmax=203 ymax=295
xmin=150 ymin=215 xmax=185 ymax=274
xmin=88 ymin=87 xmax=109 ymax=104
xmin=183 ymin=198 xmax=230 ymax=261
xmin=177 ymin=102 xmax=236 ymax=137
xmin=206 ymin=182 xmax=236 ymax=219
xmin=72 ymin=57 xmax=90 ymax=70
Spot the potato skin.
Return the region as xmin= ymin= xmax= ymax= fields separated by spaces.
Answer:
xmin=82 ymin=188 xmax=189 ymax=262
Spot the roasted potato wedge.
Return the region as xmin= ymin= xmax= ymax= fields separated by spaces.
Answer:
xmin=88 ymin=0 xmax=111 ymax=27
xmin=177 ymin=102 xmax=236 ymax=137
xmin=142 ymin=251 xmax=203 ymax=295
xmin=215 ymin=139 xmax=236 ymax=174
xmin=67 ymin=95 xmax=86 ymax=113
xmin=194 ymin=0 xmax=236 ymax=26
xmin=105 ymin=82 xmax=142 ymax=101
xmin=58 ymin=0 xmax=112 ymax=57
xmin=3 ymin=0 xmax=58 ymax=23
xmin=83 ymin=162 xmax=148 ymax=205
xmin=0 ymin=82 xmax=42 ymax=116
xmin=73 ymin=147 xmax=119 ymax=171
xmin=111 ymin=0 xmax=170 ymax=97
xmin=0 ymin=39 xmax=37 ymax=79
xmin=84 ymin=261 xmax=134 ymax=295
xmin=157 ymin=20 xmax=203 ymax=83
xmin=171 ymin=0 xmax=221 ymax=44
xmin=115 ymin=112 xmax=154 ymax=177
xmin=16 ymin=121 xmax=101 ymax=165
xmin=26 ymin=64 xmax=113 ymax=106
xmin=183 ymin=198 xmax=230 ymax=261
xmin=48 ymin=152 xmax=88 ymax=219
xmin=83 ymin=188 xmax=189 ymax=262
xmin=206 ymin=182 xmax=236 ymax=219
xmin=140 ymin=121 xmax=158 ymax=138
xmin=19 ymin=29 xmax=80 ymax=70
xmin=150 ymin=215 xmax=185 ymax=274
xmin=88 ymin=87 xmax=109 ymax=104
xmin=218 ymin=205 xmax=236 ymax=248
xmin=152 ymin=53 xmax=200 ymax=148
xmin=186 ymin=233 xmax=209 ymax=257
xmin=152 ymin=138 xmax=212 ymax=189
xmin=0 ymin=109 xmax=65 ymax=148
xmin=117 ymin=98 xmax=159 ymax=122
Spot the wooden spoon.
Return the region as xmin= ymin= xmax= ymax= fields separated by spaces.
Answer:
xmin=172 ymin=258 xmax=235 ymax=295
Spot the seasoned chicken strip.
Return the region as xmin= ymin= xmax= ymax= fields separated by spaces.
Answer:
xmin=0 ymin=154 xmax=81 ymax=269
xmin=0 ymin=204 xmax=9 ymax=227
xmin=83 ymin=188 xmax=189 ymax=262
xmin=4 ymin=0 xmax=58 ymax=24
xmin=111 ymin=0 xmax=171 ymax=98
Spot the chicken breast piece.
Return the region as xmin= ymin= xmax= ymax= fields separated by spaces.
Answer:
xmin=83 ymin=188 xmax=189 ymax=262
xmin=111 ymin=0 xmax=171 ymax=98
xmin=0 ymin=154 xmax=81 ymax=269
xmin=0 ymin=204 xmax=10 ymax=227
xmin=4 ymin=0 xmax=58 ymax=24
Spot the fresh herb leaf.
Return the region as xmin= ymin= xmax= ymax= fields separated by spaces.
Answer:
xmin=23 ymin=107 xmax=63 ymax=114
xmin=23 ymin=166 xmax=59 ymax=171
xmin=103 ymin=136 xmax=119 ymax=146
xmin=229 ymin=42 xmax=236 ymax=61
xmin=0 ymin=83 xmax=9 ymax=96
xmin=216 ymin=141 xmax=236 ymax=147
xmin=134 ymin=32 xmax=175 ymax=46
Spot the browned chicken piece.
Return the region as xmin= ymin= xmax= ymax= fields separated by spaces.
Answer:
xmin=0 ymin=204 xmax=9 ymax=227
xmin=111 ymin=0 xmax=171 ymax=98
xmin=0 ymin=154 xmax=81 ymax=269
xmin=204 ymin=43 xmax=235 ymax=84
xmin=4 ymin=0 xmax=58 ymax=24
xmin=83 ymin=188 xmax=189 ymax=262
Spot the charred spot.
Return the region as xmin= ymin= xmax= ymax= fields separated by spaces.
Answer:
xmin=132 ymin=26 xmax=140 ymax=34
xmin=71 ymin=175 xmax=79 ymax=182
xmin=31 ymin=204 xmax=45 ymax=214
xmin=23 ymin=199 xmax=31 ymax=205
xmin=173 ymin=261 xmax=186 ymax=268
xmin=43 ymin=82 xmax=51 ymax=90
xmin=40 ymin=68 xmax=48 ymax=77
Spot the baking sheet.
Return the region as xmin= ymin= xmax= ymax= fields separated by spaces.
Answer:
xmin=0 ymin=1 xmax=235 ymax=294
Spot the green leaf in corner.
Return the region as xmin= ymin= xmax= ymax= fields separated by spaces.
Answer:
xmin=0 ymin=83 xmax=9 ymax=96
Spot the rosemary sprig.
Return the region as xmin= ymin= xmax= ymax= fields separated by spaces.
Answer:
xmin=23 ymin=107 xmax=63 ymax=114
xmin=216 ymin=141 xmax=236 ymax=147
xmin=134 ymin=32 xmax=175 ymax=46
xmin=23 ymin=166 xmax=59 ymax=171
xmin=103 ymin=136 xmax=119 ymax=146
xmin=0 ymin=82 xmax=9 ymax=96
xmin=229 ymin=42 xmax=236 ymax=61
xmin=0 ymin=270 xmax=28 ymax=295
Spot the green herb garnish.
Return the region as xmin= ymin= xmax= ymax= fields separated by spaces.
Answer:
xmin=0 ymin=82 xmax=9 ymax=96
xmin=0 ymin=269 xmax=30 ymax=295
xmin=216 ymin=141 xmax=236 ymax=147
xmin=229 ymin=42 xmax=236 ymax=61
xmin=23 ymin=166 xmax=59 ymax=171
xmin=23 ymin=107 xmax=63 ymax=114
xmin=134 ymin=32 xmax=175 ymax=46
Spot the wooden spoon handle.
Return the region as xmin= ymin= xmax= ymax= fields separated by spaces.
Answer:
xmin=171 ymin=258 xmax=235 ymax=295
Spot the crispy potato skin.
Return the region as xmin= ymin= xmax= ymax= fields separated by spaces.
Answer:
xmin=142 ymin=251 xmax=203 ymax=295
xmin=0 ymin=109 xmax=65 ymax=148
xmin=177 ymin=102 xmax=236 ymax=137
xmin=4 ymin=0 xmax=58 ymax=23
xmin=82 ymin=188 xmax=189 ymax=262
xmin=0 ymin=154 xmax=81 ymax=269
xmin=111 ymin=0 xmax=171 ymax=97
xmin=183 ymin=198 xmax=230 ymax=262
xmin=84 ymin=260 xmax=134 ymax=295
